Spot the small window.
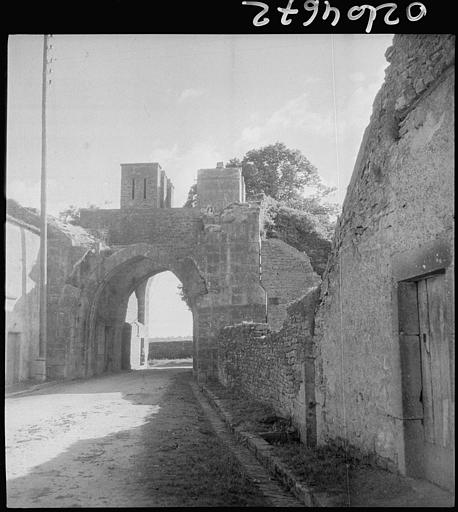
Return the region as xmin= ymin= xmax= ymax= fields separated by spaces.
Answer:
xmin=144 ymin=178 xmax=147 ymax=199
xmin=131 ymin=178 xmax=135 ymax=199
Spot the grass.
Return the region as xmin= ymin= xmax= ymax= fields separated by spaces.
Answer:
xmin=271 ymin=442 xmax=352 ymax=494
xmin=206 ymin=380 xmax=357 ymax=497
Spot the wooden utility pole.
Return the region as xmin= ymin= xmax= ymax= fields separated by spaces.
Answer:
xmin=38 ymin=34 xmax=48 ymax=368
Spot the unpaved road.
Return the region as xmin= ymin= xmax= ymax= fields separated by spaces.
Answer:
xmin=5 ymin=369 xmax=271 ymax=507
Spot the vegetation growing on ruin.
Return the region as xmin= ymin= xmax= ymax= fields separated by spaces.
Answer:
xmin=58 ymin=204 xmax=100 ymax=225
xmin=184 ymin=142 xmax=339 ymax=243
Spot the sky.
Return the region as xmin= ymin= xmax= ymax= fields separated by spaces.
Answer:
xmin=7 ymin=34 xmax=393 ymax=212
xmin=126 ymin=272 xmax=193 ymax=338
xmin=7 ymin=34 xmax=393 ymax=337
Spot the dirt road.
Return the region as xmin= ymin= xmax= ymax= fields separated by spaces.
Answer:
xmin=5 ymin=369 xmax=275 ymax=507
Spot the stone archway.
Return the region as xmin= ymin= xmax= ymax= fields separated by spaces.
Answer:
xmin=82 ymin=244 xmax=207 ymax=379
xmin=54 ymin=202 xmax=268 ymax=383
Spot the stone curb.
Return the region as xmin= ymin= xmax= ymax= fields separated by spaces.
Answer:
xmin=200 ymin=384 xmax=344 ymax=507
xmin=5 ymin=379 xmax=61 ymax=398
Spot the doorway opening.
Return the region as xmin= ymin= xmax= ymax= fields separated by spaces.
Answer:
xmin=398 ymin=270 xmax=453 ymax=490
xmin=124 ymin=271 xmax=193 ymax=370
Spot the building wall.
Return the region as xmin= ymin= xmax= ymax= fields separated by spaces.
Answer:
xmin=313 ymin=35 xmax=454 ymax=488
xmin=5 ymin=202 xmax=97 ymax=383
xmin=5 ymin=218 xmax=41 ymax=384
xmin=261 ymin=238 xmax=320 ymax=331
xmin=218 ymin=288 xmax=320 ymax=444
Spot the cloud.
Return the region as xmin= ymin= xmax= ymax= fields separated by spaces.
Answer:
xmin=349 ymin=71 xmax=366 ymax=83
xmin=235 ymin=93 xmax=334 ymax=153
xmin=177 ymin=88 xmax=205 ymax=103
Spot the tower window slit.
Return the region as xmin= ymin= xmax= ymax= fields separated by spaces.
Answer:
xmin=144 ymin=178 xmax=147 ymax=199
xmin=132 ymin=178 xmax=135 ymax=199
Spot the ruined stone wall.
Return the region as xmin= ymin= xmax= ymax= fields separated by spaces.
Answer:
xmin=313 ymin=35 xmax=455 ymax=483
xmin=46 ymin=222 xmax=100 ymax=380
xmin=195 ymin=203 xmax=267 ymax=380
xmin=256 ymin=195 xmax=332 ymax=277
xmin=261 ymin=238 xmax=320 ymax=331
xmin=80 ymin=208 xmax=203 ymax=252
xmin=218 ymin=288 xmax=319 ymax=444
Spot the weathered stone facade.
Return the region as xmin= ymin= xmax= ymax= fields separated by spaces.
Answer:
xmin=313 ymin=34 xmax=454 ymax=491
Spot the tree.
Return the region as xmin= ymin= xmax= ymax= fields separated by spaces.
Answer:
xmin=232 ymin=142 xmax=322 ymax=202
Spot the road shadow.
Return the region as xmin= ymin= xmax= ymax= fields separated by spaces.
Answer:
xmin=6 ymin=369 xmax=269 ymax=508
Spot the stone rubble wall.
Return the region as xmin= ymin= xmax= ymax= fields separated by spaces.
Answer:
xmin=218 ymin=288 xmax=320 ymax=444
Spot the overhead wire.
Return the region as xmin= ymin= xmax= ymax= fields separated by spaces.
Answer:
xmin=330 ymin=33 xmax=351 ymax=508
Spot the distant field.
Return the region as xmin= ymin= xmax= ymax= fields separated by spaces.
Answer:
xmin=148 ymin=358 xmax=193 ymax=368
xmin=148 ymin=340 xmax=193 ymax=360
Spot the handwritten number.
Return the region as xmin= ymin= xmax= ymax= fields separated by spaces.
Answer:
xmin=242 ymin=1 xmax=270 ymax=27
xmin=322 ymin=0 xmax=340 ymax=26
xmin=277 ymin=0 xmax=299 ymax=25
xmin=303 ymin=0 xmax=319 ymax=26
xmin=407 ymin=2 xmax=427 ymax=21
xmin=379 ymin=3 xmax=399 ymax=26
xmin=348 ymin=3 xmax=399 ymax=33
xmin=242 ymin=1 xmax=427 ymax=30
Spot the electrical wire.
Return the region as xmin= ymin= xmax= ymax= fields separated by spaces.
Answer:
xmin=330 ymin=33 xmax=351 ymax=507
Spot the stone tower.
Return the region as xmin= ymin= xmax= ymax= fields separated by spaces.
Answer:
xmin=120 ymin=162 xmax=173 ymax=209
xmin=196 ymin=162 xmax=246 ymax=211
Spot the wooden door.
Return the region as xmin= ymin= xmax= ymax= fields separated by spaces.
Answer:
xmin=417 ymin=274 xmax=453 ymax=490
xmin=399 ymin=273 xmax=454 ymax=490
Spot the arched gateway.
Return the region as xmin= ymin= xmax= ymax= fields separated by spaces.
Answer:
xmin=51 ymin=163 xmax=267 ymax=382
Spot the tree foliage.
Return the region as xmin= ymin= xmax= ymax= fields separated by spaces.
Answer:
xmin=228 ymin=142 xmax=323 ymax=203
